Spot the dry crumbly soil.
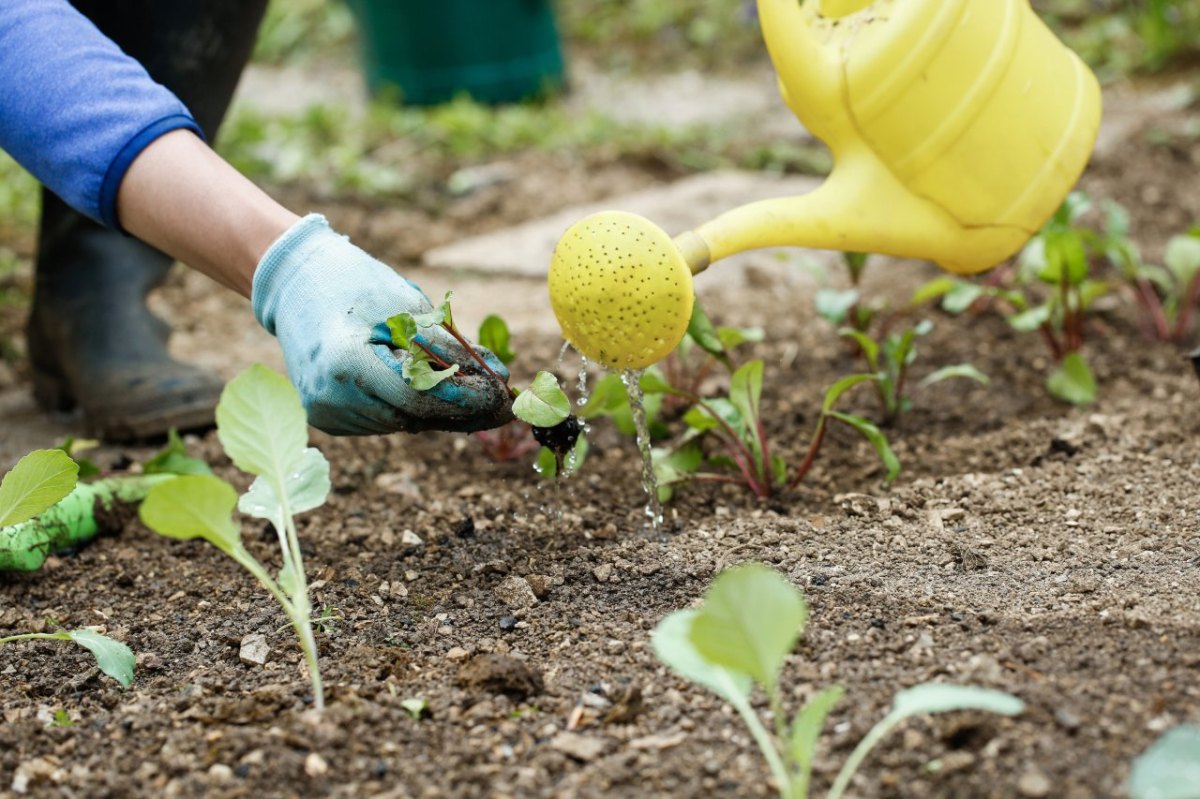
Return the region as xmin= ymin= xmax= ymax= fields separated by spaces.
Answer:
xmin=3 ymin=101 xmax=1200 ymax=798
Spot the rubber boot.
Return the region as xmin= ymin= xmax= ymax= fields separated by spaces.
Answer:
xmin=27 ymin=0 xmax=269 ymax=441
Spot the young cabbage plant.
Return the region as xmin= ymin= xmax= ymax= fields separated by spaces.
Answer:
xmin=652 ymin=564 xmax=1025 ymax=799
xmin=650 ymin=364 xmax=900 ymax=501
xmin=1127 ymin=723 xmax=1200 ymax=799
xmin=838 ymin=320 xmax=988 ymax=426
xmin=139 ymin=364 xmax=332 ymax=711
xmin=0 ymin=628 xmax=135 ymax=688
xmin=514 ymin=370 xmax=587 ymax=478
xmin=0 ymin=439 xmax=209 ymax=573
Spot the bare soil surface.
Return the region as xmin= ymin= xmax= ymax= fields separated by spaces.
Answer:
xmin=3 ymin=98 xmax=1200 ymax=799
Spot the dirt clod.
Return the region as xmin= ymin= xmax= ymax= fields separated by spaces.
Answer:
xmin=455 ymin=654 xmax=543 ymax=700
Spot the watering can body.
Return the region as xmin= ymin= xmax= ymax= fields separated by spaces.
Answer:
xmin=690 ymin=0 xmax=1103 ymax=274
xmin=549 ymin=0 xmax=1104 ymax=369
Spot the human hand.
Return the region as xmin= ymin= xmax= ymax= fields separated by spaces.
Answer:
xmin=252 ymin=215 xmax=512 ymax=436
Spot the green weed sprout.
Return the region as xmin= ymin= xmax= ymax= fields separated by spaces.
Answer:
xmin=652 ymin=564 xmax=1025 ymax=799
xmin=0 ymin=628 xmax=134 ymax=688
xmin=140 ymin=365 xmax=332 ymax=711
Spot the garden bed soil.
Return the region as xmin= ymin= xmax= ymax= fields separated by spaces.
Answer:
xmin=2 ymin=97 xmax=1200 ymax=799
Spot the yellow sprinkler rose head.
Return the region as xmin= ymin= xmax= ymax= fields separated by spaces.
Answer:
xmin=548 ymin=211 xmax=694 ymax=370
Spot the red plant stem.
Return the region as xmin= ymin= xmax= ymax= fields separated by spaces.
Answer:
xmin=690 ymin=396 xmax=760 ymax=481
xmin=1135 ymin=278 xmax=1171 ymax=340
xmin=440 ymin=322 xmax=517 ymax=397
xmin=788 ymin=416 xmax=828 ymax=491
xmin=1039 ymin=322 xmax=1064 ymax=360
xmin=412 ymin=340 xmax=454 ymax=370
xmin=1172 ymin=274 xmax=1200 ymax=341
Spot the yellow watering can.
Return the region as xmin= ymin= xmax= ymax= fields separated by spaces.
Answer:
xmin=549 ymin=0 xmax=1102 ymax=369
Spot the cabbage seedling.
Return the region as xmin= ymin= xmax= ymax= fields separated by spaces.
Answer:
xmin=0 ymin=628 xmax=135 ymax=688
xmin=140 ymin=365 xmax=332 ymax=710
xmin=652 ymin=564 xmax=1025 ymax=798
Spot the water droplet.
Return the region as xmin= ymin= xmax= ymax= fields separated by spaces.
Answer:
xmin=620 ymin=369 xmax=663 ymax=531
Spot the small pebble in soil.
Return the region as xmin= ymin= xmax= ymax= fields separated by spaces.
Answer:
xmin=304 ymin=752 xmax=328 ymax=778
xmin=454 ymin=517 xmax=476 ymax=539
xmin=498 ymin=616 xmax=518 ymax=632
xmin=1017 ymin=767 xmax=1052 ymax=798
xmin=494 ymin=576 xmax=538 ymax=609
xmin=239 ymin=634 xmax=269 ymax=666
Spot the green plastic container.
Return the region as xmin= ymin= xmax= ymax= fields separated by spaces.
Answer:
xmin=347 ymin=0 xmax=565 ymax=106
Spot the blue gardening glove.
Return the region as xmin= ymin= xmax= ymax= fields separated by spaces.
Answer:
xmin=252 ymin=214 xmax=512 ymax=436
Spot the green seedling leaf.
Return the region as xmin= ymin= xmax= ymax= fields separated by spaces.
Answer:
xmin=437 ymin=291 xmax=454 ymax=330
xmin=920 ymin=364 xmax=989 ymax=387
xmin=1128 ymin=725 xmax=1200 ymax=799
xmin=828 ymin=412 xmax=901 ymax=484
xmin=685 ymin=398 xmax=742 ymax=435
xmin=1046 ymin=352 xmax=1097 ymax=405
xmin=638 ymin=367 xmax=675 ymax=396
xmin=1165 ymin=233 xmax=1200 ymax=289
xmin=513 ymin=371 xmax=571 ymax=428
xmin=911 ymin=276 xmax=957 ymax=307
xmin=577 ymin=373 xmax=627 ymax=419
xmin=239 ymin=447 xmax=331 ymax=532
xmin=821 ymin=374 xmax=876 ymax=414
xmin=143 ymin=429 xmax=212 ymax=476
xmin=838 ymin=328 xmax=879 ymax=368
xmin=791 ymin=685 xmax=845 ymax=787
xmin=844 ymin=251 xmax=869 ymax=283
xmin=689 ymin=564 xmax=807 ymax=691
xmin=828 ymin=683 xmax=1024 ymax=799
xmin=652 ymin=442 xmax=704 ymax=501
xmin=477 ymin=315 xmax=515 ymax=366
xmin=1078 ymin=279 xmax=1112 ymax=311
xmin=386 ymin=313 xmax=419 ymax=349
xmin=216 ymin=364 xmax=309 ymax=480
xmin=686 ymin=301 xmax=728 ymax=361
xmin=0 ymin=449 xmax=79 ymax=528
xmin=770 ymin=454 xmax=788 ymax=487
xmin=652 ymin=610 xmax=751 ymax=704
xmin=942 ymin=282 xmax=986 ymax=314
xmin=682 ymin=406 xmax=721 ymax=433
xmin=65 ymin=629 xmax=135 ymax=688
xmin=816 ymin=288 xmax=860 ymax=325
xmin=716 ymin=326 xmax=764 ymax=352
xmin=56 ymin=437 xmax=100 ymax=479
xmin=890 ymin=683 xmax=1025 ymax=718
xmin=403 ymin=356 xmax=460 ymax=391
xmin=402 ymin=698 xmax=430 ymax=720
xmin=1039 ymin=229 xmax=1089 ymax=285
xmin=139 ymin=475 xmax=243 ymax=555
xmin=1008 ymin=304 xmax=1052 ymax=332
xmin=729 ymin=360 xmax=764 ymax=429
xmin=535 ymin=446 xmax=558 ymax=478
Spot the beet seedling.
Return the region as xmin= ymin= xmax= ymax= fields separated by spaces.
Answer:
xmin=0 ymin=628 xmax=135 ymax=688
xmin=647 ymin=361 xmax=899 ymax=501
xmin=918 ymin=193 xmax=1110 ymax=405
xmin=472 ymin=314 xmax=539 ymax=463
xmin=140 ymin=364 xmax=332 ymax=711
xmin=387 ymin=302 xmax=587 ymax=477
xmin=652 ymin=564 xmax=1024 ymax=799
xmin=838 ymin=320 xmax=988 ymax=426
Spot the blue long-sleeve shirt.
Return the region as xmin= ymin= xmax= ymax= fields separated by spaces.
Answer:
xmin=0 ymin=0 xmax=202 ymax=228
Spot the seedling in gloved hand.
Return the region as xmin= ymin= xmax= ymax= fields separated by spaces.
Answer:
xmin=388 ymin=303 xmax=587 ymax=478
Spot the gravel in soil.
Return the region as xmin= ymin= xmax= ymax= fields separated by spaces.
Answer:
xmin=3 ymin=105 xmax=1200 ymax=799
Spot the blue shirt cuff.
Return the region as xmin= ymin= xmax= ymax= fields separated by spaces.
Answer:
xmin=98 ymin=114 xmax=205 ymax=231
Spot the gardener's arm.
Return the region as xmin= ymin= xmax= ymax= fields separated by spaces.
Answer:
xmin=0 ymin=0 xmax=511 ymax=435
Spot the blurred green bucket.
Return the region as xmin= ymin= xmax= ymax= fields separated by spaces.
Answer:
xmin=346 ymin=0 xmax=565 ymax=106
